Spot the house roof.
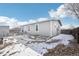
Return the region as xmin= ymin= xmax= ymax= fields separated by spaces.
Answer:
xmin=0 ymin=22 xmax=9 ymax=26
xmin=22 ymin=19 xmax=62 ymax=27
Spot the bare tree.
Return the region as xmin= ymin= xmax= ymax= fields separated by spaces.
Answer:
xmin=64 ymin=3 xmax=79 ymax=19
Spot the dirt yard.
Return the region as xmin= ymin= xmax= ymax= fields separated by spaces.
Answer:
xmin=44 ymin=43 xmax=79 ymax=56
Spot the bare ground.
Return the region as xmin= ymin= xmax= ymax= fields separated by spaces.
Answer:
xmin=44 ymin=42 xmax=79 ymax=56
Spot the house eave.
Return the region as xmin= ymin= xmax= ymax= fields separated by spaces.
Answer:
xmin=22 ymin=19 xmax=62 ymax=26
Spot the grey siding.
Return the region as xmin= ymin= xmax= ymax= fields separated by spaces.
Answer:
xmin=0 ymin=26 xmax=9 ymax=38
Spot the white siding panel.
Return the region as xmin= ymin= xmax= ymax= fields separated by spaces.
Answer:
xmin=38 ymin=22 xmax=50 ymax=36
xmin=51 ymin=21 xmax=61 ymax=36
xmin=25 ymin=22 xmax=50 ymax=36
xmin=23 ymin=20 xmax=61 ymax=36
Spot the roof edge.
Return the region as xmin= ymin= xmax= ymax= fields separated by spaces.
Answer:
xmin=22 ymin=19 xmax=62 ymax=26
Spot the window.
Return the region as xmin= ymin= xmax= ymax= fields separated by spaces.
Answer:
xmin=36 ymin=24 xmax=38 ymax=31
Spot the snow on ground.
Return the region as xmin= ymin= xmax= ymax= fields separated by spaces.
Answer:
xmin=28 ymin=42 xmax=59 ymax=55
xmin=0 ymin=36 xmax=41 ymax=56
xmin=46 ymin=34 xmax=74 ymax=45
xmin=28 ymin=34 xmax=74 ymax=55
xmin=0 ymin=34 xmax=74 ymax=56
xmin=13 ymin=47 xmax=41 ymax=56
xmin=0 ymin=43 xmax=41 ymax=56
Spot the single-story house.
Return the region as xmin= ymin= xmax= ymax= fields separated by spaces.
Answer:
xmin=21 ymin=19 xmax=62 ymax=37
xmin=0 ymin=26 xmax=9 ymax=38
xmin=0 ymin=25 xmax=9 ymax=44
xmin=9 ymin=27 xmax=22 ymax=35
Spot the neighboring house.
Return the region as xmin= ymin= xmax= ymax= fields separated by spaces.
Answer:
xmin=0 ymin=26 xmax=9 ymax=44
xmin=10 ymin=27 xmax=21 ymax=34
xmin=9 ymin=26 xmax=27 ymax=36
xmin=21 ymin=20 xmax=62 ymax=37
xmin=0 ymin=26 xmax=9 ymax=38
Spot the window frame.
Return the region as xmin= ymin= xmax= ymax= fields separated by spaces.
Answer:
xmin=35 ymin=24 xmax=39 ymax=32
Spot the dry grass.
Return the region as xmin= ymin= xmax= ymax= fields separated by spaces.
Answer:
xmin=44 ymin=44 xmax=79 ymax=56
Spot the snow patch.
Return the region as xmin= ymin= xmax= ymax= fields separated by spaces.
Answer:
xmin=12 ymin=47 xmax=41 ymax=56
xmin=47 ymin=34 xmax=74 ymax=45
xmin=0 ymin=34 xmax=74 ymax=56
xmin=28 ymin=42 xmax=59 ymax=55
